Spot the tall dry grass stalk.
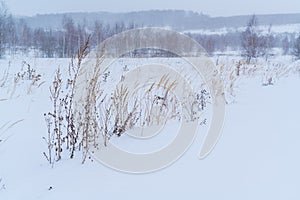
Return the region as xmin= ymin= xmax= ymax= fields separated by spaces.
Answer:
xmin=134 ymin=75 xmax=180 ymax=127
xmin=0 ymin=120 xmax=24 ymax=146
xmin=0 ymin=64 xmax=9 ymax=88
xmin=98 ymin=84 xmax=139 ymax=147
xmin=44 ymin=36 xmax=96 ymax=164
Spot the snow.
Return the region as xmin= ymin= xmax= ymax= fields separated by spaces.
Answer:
xmin=184 ymin=23 xmax=300 ymax=35
xmin=258 ymin=23 xmax=300 ymax=34
xmin=0 ymin=54 xmax=300 ymax=199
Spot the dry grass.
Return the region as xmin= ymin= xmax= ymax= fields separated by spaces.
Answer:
xmin=216 ymin=61 xmax=240 ymax=103
xmin=43 ymin=36 xmax=97 ymax=164
xmin=97 ymin=84 xmax=139 ymax=146
xmin=133 ymin=75 xmax=180 ymax=127
xmin=215 ymin=57 xmax=298 ymax=102
xmin=0 ymin=65 xmax=9 ymax=88
xmin=0 ymin=120 xmax=24 ymax=146
xmin=7 ymin=61 xmax=43 ymax=98
xmin=42 ymin=47 xmax=299 ymax=165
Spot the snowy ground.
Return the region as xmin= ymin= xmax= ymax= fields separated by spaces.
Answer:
xmin=184 ymin=23 xmax=300 ymax=35
xmin=0 ymin=55 xmax=300 ymax=199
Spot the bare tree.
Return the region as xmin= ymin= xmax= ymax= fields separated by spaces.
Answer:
xmin=293 ymin=34 xmax=300 ymax=60
xmin=262 ymin=24 xmax=274 ymax=61
xmin=241 ymin=15 xmax=264 ymax=63
xmin=92 ymin=20 xmax=105 ymax=48
xmin=62 ymin=15 xmax=77 ymax=57
xmin=282 ymin=35 xmax=291 ymax=55
xmin=17 ymin=19 xmax=33 ymax=53
xmin=0 ymin=1 xmax=8 ymax=57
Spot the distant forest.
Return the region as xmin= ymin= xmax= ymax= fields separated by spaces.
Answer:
xmin=0 ymin=1 xmax=299 ymax=58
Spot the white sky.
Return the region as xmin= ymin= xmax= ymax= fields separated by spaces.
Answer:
xmin=4 ymin=0 xmax=300 ymax=17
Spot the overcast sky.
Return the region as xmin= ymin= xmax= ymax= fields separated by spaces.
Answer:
xmin=4 ymin=0 xmax=300 ymax=17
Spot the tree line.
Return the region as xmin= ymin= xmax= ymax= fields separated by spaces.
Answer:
xmin=0 ymin=2 xmax=138 ymax=58
xmin=189 ymin=15 xmax=299 ymax=61
xmin=0 ymin=2 xmax=299 ymax=60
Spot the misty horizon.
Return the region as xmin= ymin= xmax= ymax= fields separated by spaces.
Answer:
xmin=4 ymin=0 xmax=300 ymax=18
xmin=13 ymin=9 xmax=300 ymax=19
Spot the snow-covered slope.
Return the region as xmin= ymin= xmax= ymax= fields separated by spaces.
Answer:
xmin=184 ymin=23 xmax=300 ymax=35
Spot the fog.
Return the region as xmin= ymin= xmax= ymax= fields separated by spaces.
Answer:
xmin=4 ymin=0 xmax=300 ymax=17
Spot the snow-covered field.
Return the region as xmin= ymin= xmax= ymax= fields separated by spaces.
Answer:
xmin=0 ymin=54 xmax=300 ymax=199
xmin=184 ymin=23 xmax=300 ymax=35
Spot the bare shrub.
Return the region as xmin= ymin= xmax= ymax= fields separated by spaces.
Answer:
xmin=65 ymin=36 xmax=91 ymax=159
xmin=43 ymin=67 xmax=63 ymax=164
xmin=182 ymin=87 xmax=210 ymax=122
xmin=9 ymin=61 xmax=43 ymax=98
xmin=43 ymin=36 xmax=93 ymax=164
